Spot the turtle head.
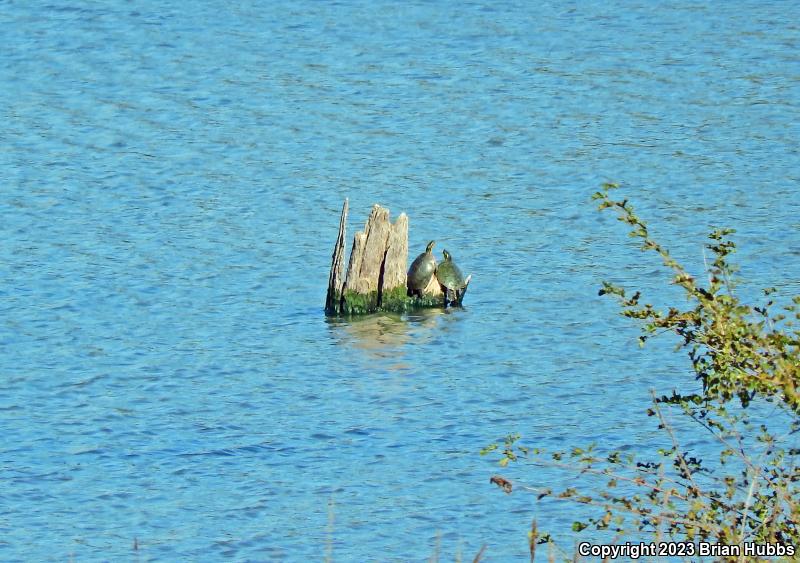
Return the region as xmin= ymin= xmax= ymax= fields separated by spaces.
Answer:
xmin=425 ymin=240 xmax=435 ymax=253
xmin=442 ymin=249 xmax=451 ymax=261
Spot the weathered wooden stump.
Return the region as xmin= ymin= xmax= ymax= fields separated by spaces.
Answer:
xmin=325 ymin=200 xmax=467 ymax=315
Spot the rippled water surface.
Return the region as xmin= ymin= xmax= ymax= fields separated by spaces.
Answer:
xmin=2 ymin=1 xmax=799 ymax=560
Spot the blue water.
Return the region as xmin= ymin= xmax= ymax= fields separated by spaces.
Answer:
xmin=2 ymin=0 xmax=799 ymax=560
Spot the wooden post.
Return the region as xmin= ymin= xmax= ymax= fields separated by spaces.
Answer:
xmin=325 ymin=199 xmax=348 ymax=315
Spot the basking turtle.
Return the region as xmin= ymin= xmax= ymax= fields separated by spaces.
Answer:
xmin=407 ymin=240 xmax=437 ymax=298
xmin=436 ymin=249 xmax=471 ymax=306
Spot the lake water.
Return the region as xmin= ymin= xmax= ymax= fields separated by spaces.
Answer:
xmin=2 ymin=0 xmax=799 ymax=560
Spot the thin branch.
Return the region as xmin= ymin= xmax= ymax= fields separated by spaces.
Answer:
xmin=651 ymin=392 xmax=703 ymax=497
xmin=515 ymin=483 xmax=725 ymax=536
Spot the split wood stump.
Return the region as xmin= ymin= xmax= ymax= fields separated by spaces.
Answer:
xmin=325 ymin=200 xmax=449 ymax=315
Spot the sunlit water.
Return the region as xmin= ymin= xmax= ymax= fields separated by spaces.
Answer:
xmin=2 ymin=1 xmax=799 ymax=560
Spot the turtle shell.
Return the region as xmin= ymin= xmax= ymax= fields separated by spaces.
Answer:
xmin=436 ymin=250 xmax=467 ymax=290
xmin=407 ymin=242 xmax=437 ymax=293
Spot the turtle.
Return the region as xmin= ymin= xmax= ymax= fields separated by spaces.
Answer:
xmin=436 ymin=249 xmax=471 ymax=306
xmin=407 ymin=240 xmax=437 ymax=298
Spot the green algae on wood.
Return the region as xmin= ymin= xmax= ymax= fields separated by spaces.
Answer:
xmin=378 ymin=285 xmax=444 ymax=313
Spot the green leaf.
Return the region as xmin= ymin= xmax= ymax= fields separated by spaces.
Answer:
xmin=572 ymin=521 xmax=588 ymax=532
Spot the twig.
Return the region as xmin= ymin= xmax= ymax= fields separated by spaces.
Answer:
xmin=325 ymin=496 xmax=335 ymax=563
xmin=429 ymin=531 xmax=441 ymax=563
xmin=738 ymin=448 xmax=767 ymax=553
xmin=651 ymin=391 xmax=702 ymax=497
xmin=684 ymin=409 xmax=785 ymax=493
xmin=522 ymin=457 xmax=692 ymax=502
xmin=515 ymin=483 xmax=724 ymax=536
xmin=655 ymin=462 xmax=670 ymax=545
xmin=702 ymin=247 xmax=713 ymax=288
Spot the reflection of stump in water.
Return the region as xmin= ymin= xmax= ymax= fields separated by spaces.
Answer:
xmin=327 ymin=309 xmax=445 ymax=367
xmin=325 ymin=200 xmax=447 ymax=315
xmin=338 ymin=314 xmax=411 ymax=367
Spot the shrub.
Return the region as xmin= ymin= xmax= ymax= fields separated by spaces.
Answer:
xmin=484 ymin=184 xmax=799 ymax=560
